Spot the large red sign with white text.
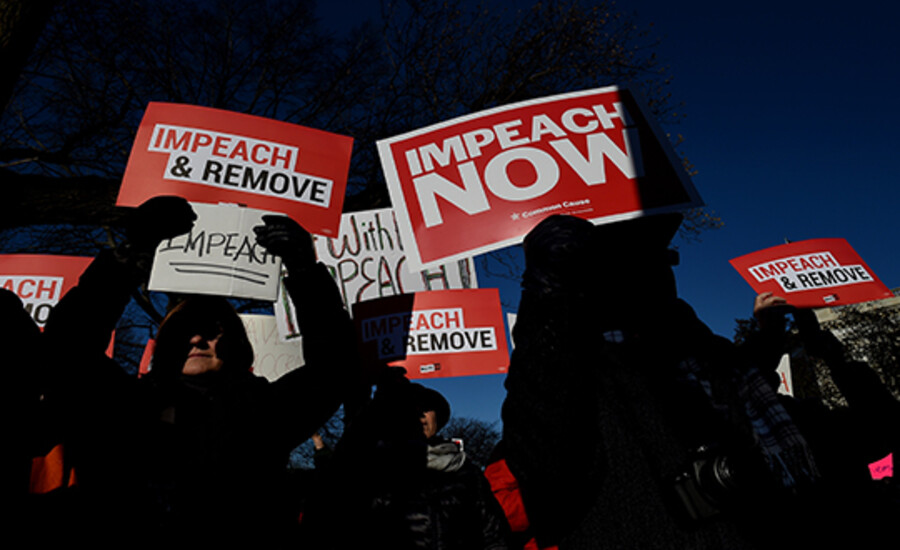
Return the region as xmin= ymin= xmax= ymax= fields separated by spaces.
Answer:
xmin=0 ymin=254 xmax=92 ymax=327
xmin=377 ymin=86 xmax=702 ymax=270
xmin=729 ymin=239 xmax=892 ymax=307
xmin=117 ymin=102 xmax=353 ymax=236
xmin=353 ymin=289 xmax=509 ymax=379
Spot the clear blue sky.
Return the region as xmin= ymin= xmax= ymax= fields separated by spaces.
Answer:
xmin=322 ymin=1 xmax=900 ymax=426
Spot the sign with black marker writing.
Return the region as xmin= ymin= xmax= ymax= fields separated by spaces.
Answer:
xmin=272 ymin=207 xmax=478 ymax=342
xmin=729 ymin=238 xmax=892 ymax=307
xmin=149 ymin=203 xmax=281 ymax=301
xmin=240 ymin=314 xmax=304 ymax=381
xmin=314 ymin=207 xmax=477 ymax=309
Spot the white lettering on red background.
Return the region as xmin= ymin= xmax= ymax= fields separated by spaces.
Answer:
xmin=749 ymin=252 xmax=873 ymax=292
xmin=402 ymin=102 xmax=644 ymax=228
xmin=1 ymin=275 xmax=63 ymax=326
xmin=149 ymin=124 xmax=333 ymax=208
xmin=361 ymin=307 xmax=496 ymax=359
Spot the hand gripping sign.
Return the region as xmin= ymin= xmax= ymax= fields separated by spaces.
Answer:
xmin=0 ymin=254 xmax=92 ymax=327
xmin=149 ymin=203 xmax=282 ymax=301
xmin=377 ymin=85 xmax=702 ymax=270
xmin=353 ymin=289 xmax=509 ymax=380
xmin=117 ymin=102 xmax=353 ymax=236
xmin=729 ymin=239 xmax=893 ymax=307
xmin=273 ymin=207 xmax=479 ymax=342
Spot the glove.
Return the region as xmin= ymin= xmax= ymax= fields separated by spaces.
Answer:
xmin=253 ymin=215 xmax=316 ymax=273
xmin=125 ymin=196 xmax=196 ymax=252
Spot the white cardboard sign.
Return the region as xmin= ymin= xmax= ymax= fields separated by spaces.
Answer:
xmin=313 ymin=207 xmax=478 ymax=310
xmin=272 ymin=206 xmax=479 ymax=343
xmin=149 ymin=202 xmax=281 ymax=300
xmin=241 ymin=313 xmax=305 ymax=381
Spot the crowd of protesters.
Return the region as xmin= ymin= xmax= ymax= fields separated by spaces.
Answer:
xmin=10 ymin=197 xmax=900 ymax=549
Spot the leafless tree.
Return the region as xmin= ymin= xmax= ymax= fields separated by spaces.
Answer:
xmin=441 ymin=415 xmax=501 ymax=470
xmin=821 ymin=305 xmax=900 ymax=400
xmin=1 ymin=0 xmax=717 ymax=236
xmin=1 ymin=0 xmax=717 ymax=363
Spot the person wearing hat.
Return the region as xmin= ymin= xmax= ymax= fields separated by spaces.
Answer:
xmin=302 ymin=372 xmax=510 ymax=549
xmin=501 ymin=214 xmax=829 ymax=550
xmin=414 ymin=383 xmax=450 ymax=439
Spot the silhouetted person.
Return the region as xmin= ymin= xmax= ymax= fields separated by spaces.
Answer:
xmin=43 ymin=196 xmax=358 ymax=548
xmin=502 ymin=214 xmax=827 ymax=550
xmin=745 ymin=292 xmax=900 ymax=535
xmin=303 ymin=370 xmax=510 ymax=549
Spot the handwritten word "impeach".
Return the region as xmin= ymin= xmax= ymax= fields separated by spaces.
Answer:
xmin=159 ymin=230 xmax=278 ymax=264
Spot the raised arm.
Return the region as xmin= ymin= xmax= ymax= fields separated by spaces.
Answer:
xmin=253 ymin=215 xmax=361 ymax=440
xmin=44 ymin=196 xmax=196 ymax=363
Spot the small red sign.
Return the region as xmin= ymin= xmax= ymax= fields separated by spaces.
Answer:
xmin=353 ymin=289 xmax=509 ymax=379
xmin=0 ymin=254 xmax=92 ymax=327
xmin=117 ymin=102 xmax=353 ymax=236
xmin=377 ymin=86 xmax=702 ymax=270
xmin=729 ymin=239 xmax=892 ymax=307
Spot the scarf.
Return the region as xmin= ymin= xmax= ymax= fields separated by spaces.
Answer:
xmin=628 ymin=299 xmax=821 ymax=491
xmin=426 ymin=440 xmax=467 ymax=473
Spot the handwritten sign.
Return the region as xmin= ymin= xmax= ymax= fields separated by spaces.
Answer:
xmin=0 ymin=254 xmax=91 ymax=327
xmin=869 ymin=454 xmax=893 ymax=480
xmin=315 ymin=207 xmax=477 ymax=310
xmin=272 ymin=207 xmax=479 ymax=342
xmin=353 ymin=289 xmax=509 ymax=379
xmin=775 ymin=353 xmax=793 ymax=396
xmin=117 ymin=102 xmax=353 ymax=236
xmin=241 ymin=314 xmax=304 ymax=381
xmin=730 ymin=239 xmax=892 ymax=307
xmin=377 ymin=85 xmax=702 ymax=270
xmin=149 ymin=203 xmax=282 ymax=301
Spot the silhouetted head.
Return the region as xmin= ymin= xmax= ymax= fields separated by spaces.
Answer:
xmin=523 ymin=213 xmax=683 ymax=308
xmin=151 ymin=295 xmax=253 ymax=378
xmin=411 ymin=384 xmax=450 ymax=438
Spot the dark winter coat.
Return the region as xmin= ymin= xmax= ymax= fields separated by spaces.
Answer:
xmin=398 ymin=438 xmax=510 ymax=550
xmin=501 ymin=215 xmax=824 ymax=550
xmin=503 ymin=294 xmax=782 ymax=550
xmin=302 ymin=379 xmax=510 ymax=549
xmin=740 ymin=314 xmax=900 ymax=539
xmin=42 ymin=250 xmax=357 ymax=547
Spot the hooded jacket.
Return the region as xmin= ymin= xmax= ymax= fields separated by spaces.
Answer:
xmin=43 ymin=249 xmax=357 ymax=547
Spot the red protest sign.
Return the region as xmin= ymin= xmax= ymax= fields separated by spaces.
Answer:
xmin=353 ymin=289 xmax=509 ymax=379
xmin=729 ymin=239 xmax=892 ymax=307
xmin=117 ymin=102 xmax=353 ymax=236
xmin=0 ymin=254 xmax=91 ymax=327
xmin=377 ymin=85 xmax=702 ymax=270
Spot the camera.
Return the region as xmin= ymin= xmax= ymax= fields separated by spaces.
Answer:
xmin=671 ymin=445 xmax=742 ymax=521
